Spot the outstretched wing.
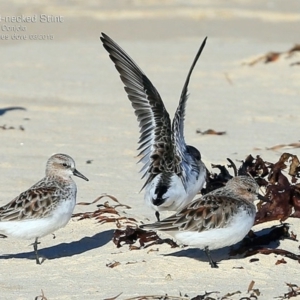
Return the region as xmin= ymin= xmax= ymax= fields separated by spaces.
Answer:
xmin=101 ymin=33 xmax=182 ymax=189
xmin=0 ymin=186 xmax=61 ymax=221
xmin=172 ymin=37 xmax=207 ymax=185
xmin=141 ymin=193 xmax=239 ymax=233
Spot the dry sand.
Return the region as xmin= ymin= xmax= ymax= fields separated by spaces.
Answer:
xmin=0 ymin=0 xmax=300 ymax=299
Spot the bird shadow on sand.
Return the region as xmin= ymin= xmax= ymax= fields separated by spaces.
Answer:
xmin=0 ymin=106 xmax=26 ymax=116
xmin=163 ymin=226 xmax=282 ymax=265
xmin=163 ymin=247 xmax=231 ymax=265
xmin=0 ymin=229 xmax=114 ymax=263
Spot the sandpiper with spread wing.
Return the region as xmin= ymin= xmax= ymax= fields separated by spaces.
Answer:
xmin=101 ymin=33 xmax=207 ymax=221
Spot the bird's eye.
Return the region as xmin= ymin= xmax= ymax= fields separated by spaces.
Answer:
xmin=62 ymin=163 xmax=68 ymax=167
xmin=247 ymin=188 xmax=252 ymax=192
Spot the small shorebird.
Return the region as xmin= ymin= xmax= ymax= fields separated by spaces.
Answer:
xmin=0 ymin=153 xmax=88 ymax=264
xmin=101 ymin=33 xmax=207 ymax=221
xmin=141 ymin=176 xmax=265 ymax=268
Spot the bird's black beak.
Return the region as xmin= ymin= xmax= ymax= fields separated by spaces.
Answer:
xmin=257 ymin=193 xmax=271 ymax=203
xmin=73 ymin=169 xmax=89 ymax=181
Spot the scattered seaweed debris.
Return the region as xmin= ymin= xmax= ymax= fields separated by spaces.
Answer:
xmin=243 ymin=44 xmax=300 ymax=66
xmin=0 ymin=124 xmax=25 ymax=131
xmin=245 ymin=248 xmax=300 ymax=263
xmin=196 ymin=129 xmax=226 ymax=136
xmin=113 ymin=226 xmax=178 ymax=249
xmin=105 ymin=280 xmax=263 ymax=299
xmin=266 ymin=142 xmax=300 ymax=151
xmin=277 ymin=283 xmax=300 ymax=299
xmin=73 ymin=194 xmax=136 ymax=228
xmin=104 ymin=281 xmax=300 ymax=299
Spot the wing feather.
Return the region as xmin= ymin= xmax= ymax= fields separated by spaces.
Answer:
xmin=101 ymin=33 xmax=181 ymax=189
xmin=172 ymin=37 xmax=207 ymax=187
xmin=141 ymin=193 xmax=240 ymax=233
xmin=0 ymin=186 xmax=61 ymax=221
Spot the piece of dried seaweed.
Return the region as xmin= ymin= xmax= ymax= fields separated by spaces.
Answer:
xmin=243 ymin=44 xmax=300 ymax=66
xmin=275 ymin=258 xmax=287 ymax=265
xmin=106 ymin=261 xmax=121 ymax=268
xmin=76 ymin=193 xmax=131 ymax=209
xmin=244 ymin=249 xmax=300 ymax=263
xmin=266 ymin=142 xmax=300 ymax=151
xmin=73 ymin=194 xmax=136 ymax=228
xmin=113 ymin=226 xmax=178 ymax=249
xmin=123 ymin=296 xmax=189 ymax=300
xmin=104 ymin=292 xmax=123 ymax=300
xmin=196 ymin=129 xmax=226 ymax=136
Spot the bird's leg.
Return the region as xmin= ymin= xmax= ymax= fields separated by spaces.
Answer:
xmin=155 ymin=211 xmax=160 ymax=222
xmin=33 ymin=238 xmax=41 ymax=265
xmin=204 ymin=246 xmax=218 ymax=268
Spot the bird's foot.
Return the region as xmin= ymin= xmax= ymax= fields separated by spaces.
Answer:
xmin=209 ymin=261 xmax=219 ymax=268
xmin=155 ymin=211 xmax=160 ymax=222
xmin=204 ymin=246 xmax=219 ymax=269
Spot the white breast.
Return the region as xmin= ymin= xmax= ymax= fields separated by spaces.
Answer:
xmin=172 ymin=208 xmax=255 ymax=250
xmin=0 ymin=194 xmax=76 ymax=240
xmin=144 ymin=171 xmax=206 ymax=212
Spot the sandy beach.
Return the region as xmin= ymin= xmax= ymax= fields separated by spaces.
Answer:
xmin=0 ymin=0 xmax=300 ymax=299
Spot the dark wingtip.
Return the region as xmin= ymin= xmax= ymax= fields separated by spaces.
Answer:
xmin=100 ymin=32 xmax=110 ymax=43
xmin=179 ymin=35 xmax=208 ymax=102
xmin=203 ymin=36 xmax=208 ymax=49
